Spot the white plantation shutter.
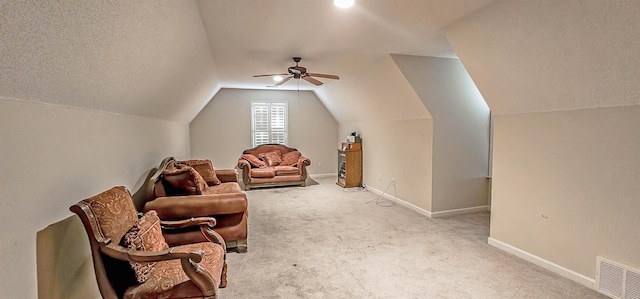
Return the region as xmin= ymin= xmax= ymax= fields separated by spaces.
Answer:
xmin=251 ymin=102 xmax=288 ymax=146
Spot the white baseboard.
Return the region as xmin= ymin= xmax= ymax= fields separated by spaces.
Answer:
xmin=430 ymin=205 xmax=490 ymax=218
xmin=366 ymin=185 xmax=433 ymax=218
xmin=488 ymin=237 xmax=595 ymax=289
xmin=367 ymin=186 xmax=490 ymax=218
xmin=309 ymin=173 xmax=337 ymax=179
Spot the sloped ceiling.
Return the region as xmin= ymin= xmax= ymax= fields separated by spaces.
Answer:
xmin=315 ymin=55 xmax=431 ymax=123
xmin=197 ymin=0 xmax=494 ymax=90
xmin=1 ymin=0 xmax=497 ymax=123
xmin=197 ymin=0 xmax=495 ymax=123
xmin=445 ymin=0 xmax=640 ymax=115
xmin=0 ymin=0 xmax=220 ymax=122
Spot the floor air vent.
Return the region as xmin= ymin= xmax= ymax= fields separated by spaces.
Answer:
xmin=597 ymin=257 xmax=640 ymax=299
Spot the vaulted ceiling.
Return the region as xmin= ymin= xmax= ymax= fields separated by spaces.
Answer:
xmin=0 ymin=0 xmax=496 ymax=123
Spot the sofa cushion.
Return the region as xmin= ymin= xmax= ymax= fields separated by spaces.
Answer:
xmin=204 ymin=182 xmax=243 ymax=195
xmin=251 ymin=168 xmax=276 ymax=178
xmin=280 ymin=151 xmax=301 ymax=166
xmin=120 ymin=210 xmax=169 ymax=283
xmin=163 ymin=164 xmax=208 ymax=195
xmin=259 ymin=150 xmax=282 ymax=166
xmin=241 ymin=154 xmax=266 ymax=168
xmin=179 ymin=159 xmax=220 ymax=186
xmin=275 ymin=166 xmax=300 ymax=176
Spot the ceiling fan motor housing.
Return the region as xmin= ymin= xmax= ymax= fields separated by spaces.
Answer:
xmin=288 ymin=66 xmax=307 ymax=78
xmin=253 ymin=56 xmax=339 ymax=86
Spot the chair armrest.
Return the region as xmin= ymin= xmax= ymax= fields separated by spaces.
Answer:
xmin=237 ymin=159 xmax=251 ymax=170
xmin=145 ymin=193 xmax=248 ymax=219
xmin=298 ymin=156 xmax=311 ymax=168
xmin=161 ymin=218 xmax=226 ymax=248
xmin=215 ymin=168 xmax=238 ymax=183
xmin=297 ymin=156 xmax=311 ymax=181
xmin=237 ymin=161 xmax=252 ymax=186
xmin=102 ymin=242 xmax=204 ymax=263
xmin=160 ymin=217 xmax=217 ymax=229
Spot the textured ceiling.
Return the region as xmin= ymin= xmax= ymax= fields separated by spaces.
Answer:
xmin=0 ymin=0 xmax=219 ymax=122
xmin=1 ymin=0 xmax=497 ymax=122
xmin=197 ymin=0 xmax=496 ymax=91
xmin=446 ymin=0 xmax=640 ymax=114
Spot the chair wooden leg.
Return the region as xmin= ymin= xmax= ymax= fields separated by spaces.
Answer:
xmin=235 ymin=239 xmax=248 ymax=253
xmin=219 ymin=262 xmax=228 ymax=288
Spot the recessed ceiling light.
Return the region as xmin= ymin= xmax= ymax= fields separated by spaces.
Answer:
xmin=334 ymin=0 xmax=354 ymax=9
xmin=273 ymin=75 xmax=283 ymax=82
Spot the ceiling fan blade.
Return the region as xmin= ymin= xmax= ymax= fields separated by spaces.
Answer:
xmin=253 ymin=73 xmax=289 ymax=77
xmin=274 ymin=76 xmax=293 ymax=86
xmin=303 ymin=76 xmax=323 ymax=86
xmin=307 ymin=73 xmax=340 ymax=80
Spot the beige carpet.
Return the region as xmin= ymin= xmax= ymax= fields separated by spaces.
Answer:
xmin=223 ymin=177 xmax=605 ymax=298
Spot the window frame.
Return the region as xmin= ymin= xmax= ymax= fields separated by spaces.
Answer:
xmin=251 ymin=101 xmax=289 ymax=147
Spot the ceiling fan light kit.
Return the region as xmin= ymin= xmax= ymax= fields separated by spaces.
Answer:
xmin=334 ymin=0 xmax=355 ymax=9
xmin=253 ymin=57 xmax=340 ymax=87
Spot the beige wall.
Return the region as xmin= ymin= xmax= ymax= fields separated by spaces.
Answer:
xmin=316 ymin=55 xmax=434 ymax=211
xmin=445 ymin=0 xmax=640 ymax=283
xmin=392 ymin=55 xmax=491 ymax=213
xmin=190 ymin=88 xmax=338 ymax=174
xmin=491 ymin=106 xmax=640 ymax=278
xmin=0 ymin=98 xmax=190 ymax=298
xmin=340 ymin=119 xmax=433 ymax=211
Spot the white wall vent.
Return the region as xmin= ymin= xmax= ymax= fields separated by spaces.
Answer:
xmin=597 ymin=257 xmax=640 ymax=299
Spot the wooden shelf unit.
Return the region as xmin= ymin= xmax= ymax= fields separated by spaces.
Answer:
xmin=337 ymin=142 xmax=362 ymax=188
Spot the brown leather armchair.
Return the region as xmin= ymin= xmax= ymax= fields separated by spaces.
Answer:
xmin=70 ymin=186 xmax=227 ymax=299
xmin=144 ymin=157 xmax=249 ymax=253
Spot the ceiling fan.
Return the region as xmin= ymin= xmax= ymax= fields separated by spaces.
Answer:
xmin=253 ymin=57 xmax=340 ymax=87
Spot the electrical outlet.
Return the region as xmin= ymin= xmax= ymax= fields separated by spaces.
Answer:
xmin=317 ymin=161 xmax=322 ymax=167
xmin=391 ymin=177 xmax=396 ymax=183
xmin=378 ymin=174 xmax=382 ymax=182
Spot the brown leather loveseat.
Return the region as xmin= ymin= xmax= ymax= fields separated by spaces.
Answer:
xmin=237 ymin=144 xmax=311 ymax=191
xmin=144 ymin=157 xmax=249 ymax=252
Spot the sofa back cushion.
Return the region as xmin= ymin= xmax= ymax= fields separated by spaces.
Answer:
xmin=240 ymin=154 xmax=266 ymax=168
xmin=243 ymin=144 xmax=297 ymax=157
xmin=178 ymin=159 xmax=220 ymax=186
xmin=259 ymin=150 xmax=282 ymax=166
xmin=280 ymin=151 xmax=301 ymax=166
xmin=162 ymin=163 xmax=208 ymax=195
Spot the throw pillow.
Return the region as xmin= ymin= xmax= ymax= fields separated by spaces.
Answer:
xmin=163 ymin=164 xmax=208 ymax=195
xmin=280 ymin=151 xmax=301 ymax=166
xmin=259 ymin=150 xmax=282 ymax=166
xmin=120 ymin=211 xmax=169 ymax=283
xmin=179 ymin=159 xmax=221 ymax=186
xmin=241 ymin=154 xmax=267 ymax=168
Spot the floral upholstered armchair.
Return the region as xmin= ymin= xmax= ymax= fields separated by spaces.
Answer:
xmin=70 ymin=186 xmax=227 ymax=299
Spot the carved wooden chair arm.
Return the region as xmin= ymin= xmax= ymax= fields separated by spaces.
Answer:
xmin=102 ymin=242 xmax=204 ymax=263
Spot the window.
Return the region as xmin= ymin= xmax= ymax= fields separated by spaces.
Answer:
xmin=251 ymin=102 xmax=288 ymax=147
